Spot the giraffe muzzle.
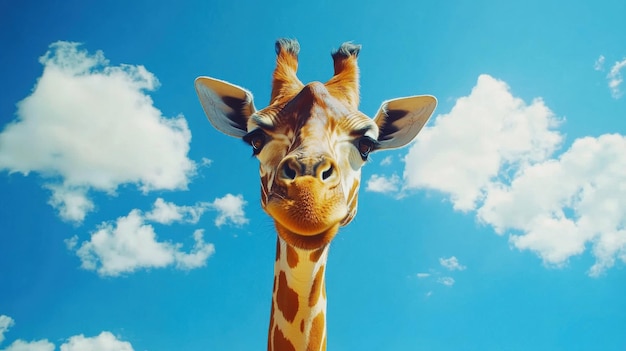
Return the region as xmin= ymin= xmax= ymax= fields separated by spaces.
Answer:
xmin=277 ymin=155 xmax=340 ymax=187
xmin=267 ymin=156 xmax=347 ymax=239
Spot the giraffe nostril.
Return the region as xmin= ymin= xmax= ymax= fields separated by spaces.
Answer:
xmin=282 ymin=161 xmax=297 ymax=180
xmin=321 ymin=164 xmax=334 ymax=181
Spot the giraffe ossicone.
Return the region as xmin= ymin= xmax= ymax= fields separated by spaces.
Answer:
xmin=195 ymin=38 xmax=436 ymax=351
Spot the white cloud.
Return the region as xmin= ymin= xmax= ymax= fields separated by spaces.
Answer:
xmin=145 ymin=198 xmax=208 ymax=224
xmin=60 ymin=332 xmax=133 ymax=351
xmin=416 ymin=273 xmax=431 ymax=278
xmin=201 ymin=157 xmax=213 ymax=167
xmin=209 ymin=194 xmax=249 ymax=227
xmin=479 ymin=134 xmax=626 ymax=275
xmin=0 ymin=317 xmax=134 ymax=351
xmin=403 ymin=74 xmax=562 ymax=211
xmin=45 ymin=185 xmax=94 ymax=223
xmin=439 ymin=256 xmax=466 ymax=271
xmin=607 ymin=58 xmax=626 ymax=99
xmin=594 ymin=55 xmax=605 ymax=71
xmin=379 ymin=156 xmax=393 ymax=166
xmin=1 ymin=339 xmax=55 ymax=351
xmin=366 ymin=174 xmax=401 ymax=193
xmin=0 ymin=41 xmax=195 ymax=223
xmin=70 ymin=209 xmax=215 ymax=276
xmin=0 ymin=315 xmax=15 ymax=344
xmin=437 ymin=277 xmax=455 ymax=286
xmin=398 ymin=74 xmax=626 ymax=276
xmin=174 ymin=229 xmax=215 ymax=270
xmin=0 ymin=316 xmax=53 ymax=351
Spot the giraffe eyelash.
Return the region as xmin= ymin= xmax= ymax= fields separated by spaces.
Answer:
xmin=243 ymin=129 xmax=269 ymax=155
xmin=355 ymin=136 xmax=379 ymax=160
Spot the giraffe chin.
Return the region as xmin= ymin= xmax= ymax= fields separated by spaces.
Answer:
xmin=273 ymin=221 xmax=340 ymax=250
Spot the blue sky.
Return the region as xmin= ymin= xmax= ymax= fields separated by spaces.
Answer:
xmin=1 ymin=0 xmax=625 ymax=350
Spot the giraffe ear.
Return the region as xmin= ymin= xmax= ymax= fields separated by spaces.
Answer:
xmin=373 ymin=95 xmax=437 ymax=149
xmin=194 ymin=76 xmax=256 ymax=138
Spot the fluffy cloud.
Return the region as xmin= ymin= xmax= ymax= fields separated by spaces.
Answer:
xmin=366 ymin=174 xmax=401 ymax=193
xmin=209 ymin=194 xmax=249 ymax=227
xmin=145 ymin=198 xmax=208 ymax=224
xmin=389 ymin=74 xmax=626 ymax=276
xmin=0 ymin=41 xmax=195 ymax=223
xmin=60 ymin=332 xmax=133 ymax=351
xmin=479 ymin=134 xmax=626 ymax=275
xmin=402 ymin=74 xmax=562 ymax=211
xmin=67 ymin=194 xmax=248 ymax=276
xmin=0 ymin=315 xmax=14 ymax=344
xmin=439 ymin=256 xmax=466 ymax=271
xmin=1 ymin=339 xmax=55 ymax=351
xmin=0 ymin=317 xmax=133 ymax=351
xmin=68 ymin=209 xmax=215 ymax=277
xmin=607 ymin=58 xmax=626 ymax=99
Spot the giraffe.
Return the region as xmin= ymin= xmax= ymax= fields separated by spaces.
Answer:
xmin=195 ymin=38 xmax=436 ymax=351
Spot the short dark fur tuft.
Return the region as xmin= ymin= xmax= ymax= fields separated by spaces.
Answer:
xmin=275 ymin=38 xmax=300 ymax=56
xmin=331 ymin=42 xmax=361 ymax=59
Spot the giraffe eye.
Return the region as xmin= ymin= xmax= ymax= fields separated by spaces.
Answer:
xmin=243 ymin=129 xmax=268 ymax=155
xmin=357 ymin=137 xmax=378 ymax=160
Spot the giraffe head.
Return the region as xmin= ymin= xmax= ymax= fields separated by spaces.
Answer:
xmin=195 ymin=39 xmax=436 ymax=250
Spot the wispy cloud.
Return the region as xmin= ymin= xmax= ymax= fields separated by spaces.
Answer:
xmin=607 ymin=58 xmax=626 ymax=99
xmin=0 ymin=41 xmax=195 ymax=223
xmin=437 ymin=277 xmax=455 ymax=286
xmin=0 ymin=315 xmax=14 ymax=344
xmin=439 ymin=256 xmax=466 ymax=271
xmin=366 ymin=174 xmax=401 ymax=193
xmin=383 ymin=74 xmax=626 ymax=276
xmin=0 ymin=316 xmax=134 ymax=351
xmin=416 ymin=258 xmax=465 ymax=291
xmin=379 ymin=156 xmax=393 ymax=166
xmin=594 ymin=55 xmax=605 ymax=71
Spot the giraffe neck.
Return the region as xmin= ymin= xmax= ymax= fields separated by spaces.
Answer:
xmin=268 ymin=237 xmax=329 ymax=351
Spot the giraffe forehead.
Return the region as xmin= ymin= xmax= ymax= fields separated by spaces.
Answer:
xmin=252 ymin=82 xmax=377 ymax=140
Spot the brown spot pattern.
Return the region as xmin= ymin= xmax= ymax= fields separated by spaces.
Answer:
xmin=286 ymin=244 xmax=299 ymax=268
xmin=275 ymin=239 xmax=281 ymax=262
xmin=309 ymin=247 xmax=325 ymax=262
xmin=268 ymin=305 xmax=275 ymax=350
xmin=309 ymin=265 xmax=325 ymax=307
xmin=273 ymin=325 xmax=296 ymax=351
xmin=307 ymin=311 xmax=325 ymax=351
xmin=276 ymin=271 xmax=299 ymax=323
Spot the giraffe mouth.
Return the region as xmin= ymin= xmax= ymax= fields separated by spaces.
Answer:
xmin=266 ymin=176 xmax=347 ymax=246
